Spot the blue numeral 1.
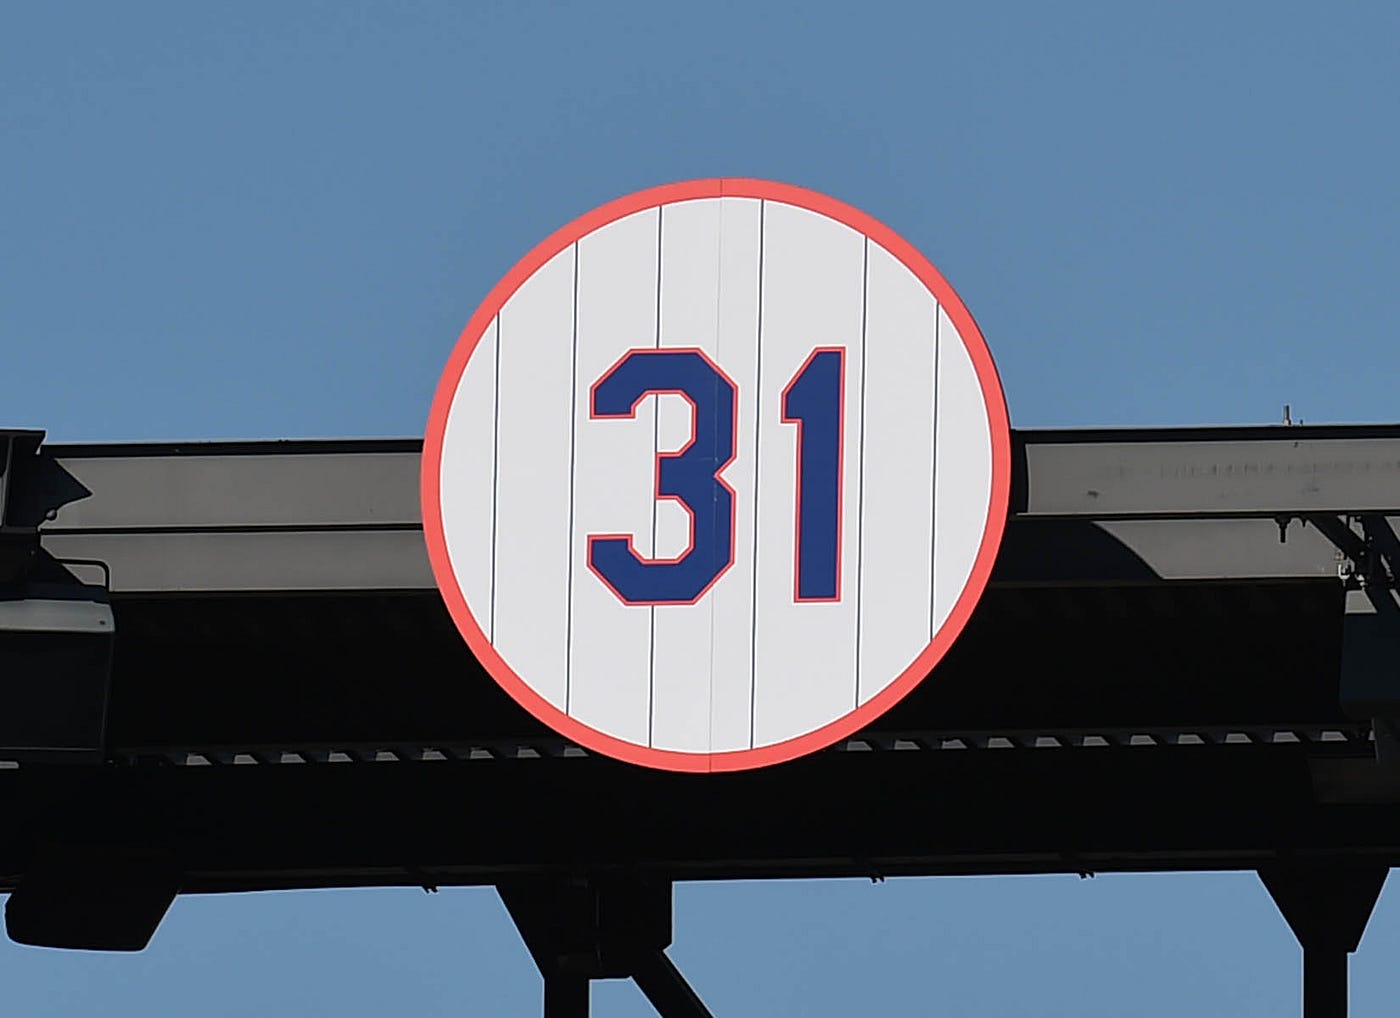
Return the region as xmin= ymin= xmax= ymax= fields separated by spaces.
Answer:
xmin=781 ymin=347 xmax=845 ymax=601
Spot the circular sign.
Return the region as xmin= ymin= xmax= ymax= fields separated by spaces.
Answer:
xmin=423 ymin=179 xmax=1010 ymax=772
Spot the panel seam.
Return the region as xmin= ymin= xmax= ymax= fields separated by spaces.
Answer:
xmin=565 ymin=244 xmax=581 ymax=713
xmin=853 ymin=238 xmax=869 ymax=707
xmin=747 ymin=200 xmax=766 ymax=750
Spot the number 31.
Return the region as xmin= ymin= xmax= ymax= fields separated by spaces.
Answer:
xmin=587 ymin=346 xmax=845 ymax=607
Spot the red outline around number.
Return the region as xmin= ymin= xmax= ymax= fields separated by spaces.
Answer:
xmin=780 ymin=346 xmax=846 ymax=604
xmin=422 ymin=178 xmax=1013 ymax=774
xmin=584 ymin=346 xmax=740 ymax=607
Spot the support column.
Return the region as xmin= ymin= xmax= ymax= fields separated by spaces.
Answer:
xmin=498 ymin=877 xmax=716 ymax=1018
xmin=1302 ymin=949 xmax=1347 ymax=1018
xmin=543 ymin=974 xmax=589 ymax=1018
xmin=1259 ymin=863 xmax=1387 ymax=1018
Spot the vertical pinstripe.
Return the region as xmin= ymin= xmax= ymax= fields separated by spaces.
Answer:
xmin=747 ymin=199 xmax=766 ymax=749
xmin=932 ymin=303 xmax=992 ymax=637
xmin=648 ymin=207 xmax=663 ymax=746
xmin=930 ymin=311 xmax=940 ymax=640
xmin=441 ymin=315 xmax=498 ymax=643
xmin=488 ymin=316 xmax=501 ymax=642
xmin=564 ymin=244 xmax=579 ymax=711
xmin=856 ymin=244 xmax=939 ymax=702
xmin=852 ymin=238 xmax=869 ymax=708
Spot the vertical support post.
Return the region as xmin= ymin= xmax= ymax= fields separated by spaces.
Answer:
xmin=1259 ymin=863 xmax=1387 ymax=1018
xmin=1302 ymin=948 xmax=1347 ymax=1018
xmin=543 ymin=974 xmax=590 ymax=1018
xmin=498 ymin=878 xmax=715 ymax=1018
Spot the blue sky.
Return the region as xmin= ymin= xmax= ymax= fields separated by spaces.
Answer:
xmin=4 ymin=1 xmax=1400 ymax=1013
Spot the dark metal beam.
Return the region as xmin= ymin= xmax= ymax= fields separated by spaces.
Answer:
xmin=41 ymin=529 xmax=430 ymax=592
xmin=92 ymin=582 xmax=1350 ymax=756
xmin=1016 ymin=428 xmax=1400 ymax=518
xmin=3 ymin=425 xmax=1398 ymax=908
xmin=28 ymin=426 xmax=1400 ymax=592
xmin=42 ymin=441 xmax=421 ymax=530
xmin=632 ymin=951 xmax=715 ymax=1018
xmin=41 ymin=425 xmax=1400 ymax=534
xmin=0 ymin=743 xmax=1393 ymax=896
xmin=37 ymin=516 xmax=1372 ymax=591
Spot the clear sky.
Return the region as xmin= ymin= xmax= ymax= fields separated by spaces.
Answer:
xmin=4 ymin=1 xmax=1400 ymax=1014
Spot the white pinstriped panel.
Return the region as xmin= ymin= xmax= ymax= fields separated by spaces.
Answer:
xmin=750 ymin=202 xmax=866 ymax=748
xmin=933 ymin=304 xmax=993 ymax=635
xmin=652 ymin=198 xmax=762 ymax=753
xmin=567 ymin=209 xmax=659 ymax=745
xmin=435 ymin=194 xmax=998 ymax=759
xmin=489 ymin=247 xmax=576 ymax=710
xmin=856 ymin=246 xmax=938 ymax=705
xmin=440 ymin=317 xmax=498 ymax=640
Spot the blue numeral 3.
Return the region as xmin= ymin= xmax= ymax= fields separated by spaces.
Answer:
xmin=588 ymin=345 xmax=846 ymax=606
xmin=587 ymin=349 xmax=738 ymax=605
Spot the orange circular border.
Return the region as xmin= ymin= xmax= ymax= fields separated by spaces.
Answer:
xmin=422 ymin=178 xmax=1012 ymax=773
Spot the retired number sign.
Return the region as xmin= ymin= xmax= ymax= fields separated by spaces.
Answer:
xmin=422 ymin=179 xmax=1010 ymax=772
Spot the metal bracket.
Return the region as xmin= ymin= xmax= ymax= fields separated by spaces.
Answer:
xmin=6 ymin=845 xmax=180 ymax=951
xmin=1310 ymin=515 xmax=1400 ymax=765
xmin=499 ymin=877 xmax=715 ymax=1018
xmin=1308 ymin=514 xmax=1400 ymax=591
xmin=0 ymin=430 xmax=115 ymax=762
xmin=0 ymin=430 xmax=45 ymax=585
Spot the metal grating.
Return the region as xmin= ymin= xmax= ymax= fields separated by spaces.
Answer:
xmin=87 ymin=722 xmax=1374 ymax=768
